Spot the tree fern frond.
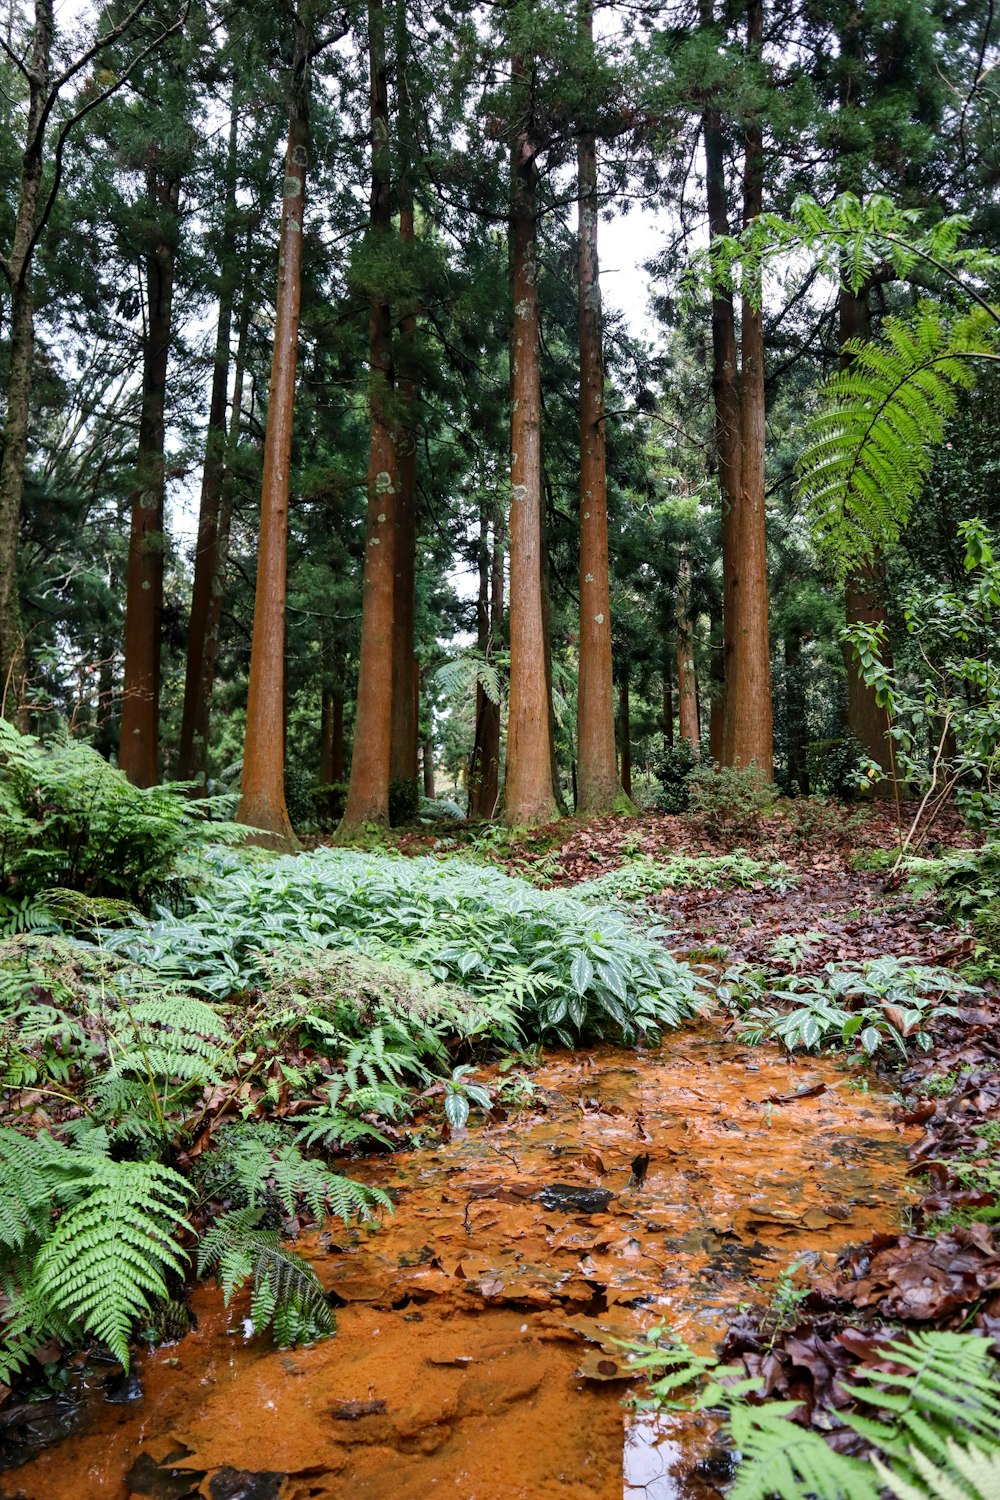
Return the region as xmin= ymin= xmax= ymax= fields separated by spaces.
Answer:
xmin=797 ymin=302 xmax=999 ymax=573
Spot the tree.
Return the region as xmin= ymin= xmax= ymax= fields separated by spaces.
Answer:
xmin=504 ymin=51 xmax=558 ymax=827
xmin=0 ymin=0 xmax=185 ymax=720
xmin=338 ymin=0 xmax=399 ymax=836
xmin=575 ymin=3 xmax=630 ymax=817
xmin=236 ymin=15 xmax=313 ymax=846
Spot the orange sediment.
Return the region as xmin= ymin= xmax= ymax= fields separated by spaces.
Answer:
xmin=3 ymin=1021 xmax=915 ymax=1500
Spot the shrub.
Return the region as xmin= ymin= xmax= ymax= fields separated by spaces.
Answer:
xmin=805 ymin=736 xmax=867 ymax=797
xmin=0 ymin=722 xmax=243 ymax=910
xmin=685 ymin=764 xmax=777 ymax=840
xmin=576 ymin=853 xmax=796 ymax=902
xmin=651 ymin=739 xmax=698 ymax=814
xmin=110 ymin=848 xmax=708 ymax=1044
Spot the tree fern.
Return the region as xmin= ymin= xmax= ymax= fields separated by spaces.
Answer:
xmin=798 ymin=303 xmax=999 ymax=574
xmin=197 ymin=1207 xmax=334 ymax=1348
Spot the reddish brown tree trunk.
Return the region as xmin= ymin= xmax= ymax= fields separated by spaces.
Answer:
xmin=575 ymin=9 xmax=625 ymax=817
xmin=196 ymin=290 xmax=250 ymax=780
xmin=339 ymin=0 xmax=398 ymax=835
xmin=701 ymin=28 xmax=742 ymax=764
xmin=389 ymin=6 xmax=419 ymax=813
xmin=504 ymin=57 xmax=558 ymax=827
xmin=236 ymin=31 xmax=310 ymax=846
xmin=179 ymin=107 xmax=239 ymax=786
xmin=120 ymin=167 xmax=180 ymax=786
xmin=676 ymin=556 xmax=700 ymax=750
xmin=724 ymin=0 xmax=772 ymax=776
xmin=469 ymin=504 xmax=504 ymax=818
xmin=618 ymin=663 xmax=632 ymax=799
xmin=0 ymin=0 xmax=51 ymax=719
xmin=838 ymin=285 xmax=895 ymax=785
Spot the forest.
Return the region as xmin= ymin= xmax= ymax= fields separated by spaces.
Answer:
xmin=0 ymin=0 xmax=999 ymax=1495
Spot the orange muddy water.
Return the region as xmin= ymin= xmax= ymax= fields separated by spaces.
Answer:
xmin=2 ymin=1022 xmax=915 ymax=1500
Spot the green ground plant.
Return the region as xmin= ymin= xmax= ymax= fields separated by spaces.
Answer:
xmin=575 ymin=853 xmax=797 ymax=903
xmin=725 ymin=957 xmax=976 ymax=1056
xmin=627 ymin=1327 xmax=1000 ymax=1500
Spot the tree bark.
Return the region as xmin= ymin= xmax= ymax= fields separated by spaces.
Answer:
xmin=575 ymin=7 xmax=625 ymax=817
xmin=0 ymin=0 xmax=53 ymax=718
xmin=469 ymin=504 xmax=504 ymax=818
xmin=339 ymin=0 xmax=398 ymax=835
xmin=784 ymin=624 xmax=809 ymax=793
xmin=701 ymin=11 xmax=743 ymax=765
xmin=618 ymin=662 xmax=632 ymax=799
xmin=504 ymin=56 xmax=558 ymax=827
xmin=676 ymin=555 xmax=700 ymax=750
xmin=236 ymin=27 xmax=310 ymax=846
xmin=178 ymin=106 xmax=239 ymax=786
xmin=422 ymin=734 xmax=435 ymax=798
xmin=192 ymin=288 xmax=250 ymax=782
xmin=389 ymin=2 xmax=419 ymax=814
xmin=838 ymin=284 xmax=895 ymax=784
xmin=119 ymin=166 xmax=181 ymax=786
xmin=721 ymin=0 xmax=772 ymax=776
xmin=661 ymin=626 xmax=674 ymax=745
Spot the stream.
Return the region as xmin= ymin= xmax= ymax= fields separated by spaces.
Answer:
xmin=1 ymin=1021 xmax=915 ymax=1500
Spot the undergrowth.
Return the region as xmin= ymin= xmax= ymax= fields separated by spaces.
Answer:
xmin=575 ymin=852 xmax=797 ymax=902
xmin=628 ymin=1326 xmax=1000 ymax=1500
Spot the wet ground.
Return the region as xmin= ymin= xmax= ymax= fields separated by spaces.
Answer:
xmin=2 ymin=1021 xmax=915 ymax=1500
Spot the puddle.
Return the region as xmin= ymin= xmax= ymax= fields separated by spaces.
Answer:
xmin=1 ymin=1022 xmax=915 ymax=1499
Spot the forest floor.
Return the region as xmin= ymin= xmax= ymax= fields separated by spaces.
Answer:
xmin=2 ymin=804 xmax=998 ymax=1500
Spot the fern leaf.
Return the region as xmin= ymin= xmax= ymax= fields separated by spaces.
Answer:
xmin=874 ymin=1440 xmax=1000 ymax=1500
xmin=33 ymin=1157 xmax=190 ymax=1368
xmin=797 ymin=302 xmax=999 ymax=573
xmin=727 ymin=1406 xmax=879 ymax=1500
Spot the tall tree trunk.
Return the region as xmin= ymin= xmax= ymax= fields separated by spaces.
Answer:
xmin=119 ymin=167 xmax=180 ymax=786
xmin=389 ymin=1 xmax=419 ymax=815
xmin=236 ymin=28 xmax=310 ymax=846
xmin=838 ymin=286 xmax=895 ymax=785
xmin=618 ymin=662 xmax=632 ymax=799
xmin=784 ymin=624 xmax=808 ymax=793
xmin=179 ymin=106 xmax=239 ymax=786
xmin=701 ymin=6 xmax=743 ymax=765
xmin=0 ymin=0 xmax=52 ymax=721
xmin=709 ymin=598 xmax=725 ymax=763
xmin=504 ymin=56 xmax=557 ymax=827
xmin=661 ymin=626 xmax=674 ymax=745
xmin=721 ymin=0 xmax=772 ymax=776
xmin=575 ymin=5 xmax=625 ymax=817
xmin=422 ymin=734 xmax=435 ymax=798
xmin=194 ymin=288 xmax=249 ymax=779
xmin=676 ymin=556 xmax=700 ymax=750
xmin=469 ymin=504 xmax=504 ymax=819
xmin=339 ymin=0 xmax=398 ymax=835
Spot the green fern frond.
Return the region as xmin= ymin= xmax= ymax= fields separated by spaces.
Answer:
xmin=204 ymin=1123 xmax=390 ymax=1224
xmin=432 ymin=651 xmax=502 ymax=706
xmin=33 ymin=1156 xmax=190 ymax=1368
xmin=874 ymin=1439 xmax=1000 ymax=1500
xmin=727 ymin=1406 xmax=879 ymax=1500
xmin=198 ymin=1207 xmax=334 ymax=1348
xmin=797 ymin=302 xmax=999 ymax=573
xmin=0 ymin=1129 xmax=78 ymax=1250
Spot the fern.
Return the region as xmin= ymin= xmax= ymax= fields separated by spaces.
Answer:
xmin=204 ymin=1122 xmax=390 ymax=1223
xmin=197 ymin=1207 xmax=334 ymax=1348
xmin=726 ymin=1406 xmax=877 ymax=1500
xmin=874 ymin=1440 xmax=1000 ymax=1500
xmin=433 ymin=650 xmax=502 ymax=707
xmin=32 ymin=1156 xmax=190 ymax=1368
xmin=799 ymin=302 xmax=997 ymax=574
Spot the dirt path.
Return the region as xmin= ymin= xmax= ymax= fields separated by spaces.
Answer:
xmin=3 ymin=1022 xmax=915 ymax=1500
